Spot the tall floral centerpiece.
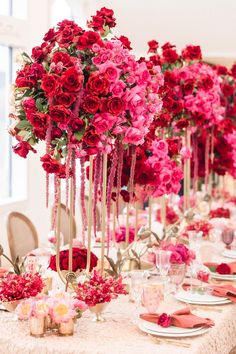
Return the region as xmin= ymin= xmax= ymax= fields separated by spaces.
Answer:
xmin=8 ymin=8 xmax=163 ymax=283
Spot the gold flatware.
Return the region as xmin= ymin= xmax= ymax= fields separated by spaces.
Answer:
xmin=148 ymin=334 xmax=191 ymax=348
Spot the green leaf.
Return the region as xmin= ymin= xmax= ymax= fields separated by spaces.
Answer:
xmin=36 ymin=98 xmax=44 ymax=111
xmin=16 ymin=120 xmax=32 ymax=129
xmin=74 ymin=131 xmax=84 ymax=141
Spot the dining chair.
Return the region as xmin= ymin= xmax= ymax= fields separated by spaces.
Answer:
xmin=51 ymin=203 xmax=77 ymax=245
xmin=7 ymin=211 xmax=39 ymax=261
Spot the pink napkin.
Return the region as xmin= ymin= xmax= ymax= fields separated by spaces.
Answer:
xmin=182 ymin=283 xmax=236 ymax=303
xmin=204 ymin=262 xmax=236 ymax=274
xmin=140 ymin=307 xmax=214 ymax=328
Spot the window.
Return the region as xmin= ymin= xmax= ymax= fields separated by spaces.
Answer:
xmin=0 ymin=0 xmax=28 ymax=204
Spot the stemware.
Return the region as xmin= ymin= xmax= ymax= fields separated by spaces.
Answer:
xmin=168 ymin=263 xmax=186 ymax=294
xmin=222 ymin=228 xmax=234 ymax=249
xmin=130 ymin=271 xmax=148 ymax=323
xmin=155 ymin=250 xmax=172 ymax=278
xmin=188 ymin=231 xmax=202 ymax=262
xmin=142 ymin=284 xmax=161 ymax=313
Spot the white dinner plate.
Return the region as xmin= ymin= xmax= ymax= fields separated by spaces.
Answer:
xmin=175 ymin=291 xmax=231 ymax=305
xmin=141 ymin=319 xmax=203 ymax=335
xmin=138 ymin=322 xmax=209 ymax=338
xmin=210 ymin=272 xmax=236 ymax=281
xmin=222 ymin=250 xmax=236 ymax=259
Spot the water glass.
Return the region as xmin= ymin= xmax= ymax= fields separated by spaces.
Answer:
xmin=155 ymin=250 xmax=172 ymax=277
xmin=142 ymin=284 xmax=161 ymax=313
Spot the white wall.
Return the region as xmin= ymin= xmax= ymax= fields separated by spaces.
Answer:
xmin=90 ymin=0 xmax=236 ymax=63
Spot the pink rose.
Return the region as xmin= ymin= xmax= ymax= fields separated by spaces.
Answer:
xmin=123 ymin=127 xmax=143 ymax=145
xmin=93 ymin=113 xmax=116 ymax=134
xmin=99 ymin=61 xmax=120 ymax=81
xmin=180 ymin=146 xmax=192 ymax=160
xmin=110 ymin=80 xmax=126 ymax=96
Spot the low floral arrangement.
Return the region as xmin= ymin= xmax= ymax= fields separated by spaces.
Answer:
xmin=0 ymin=273 xmax=43 ymax=302
xmin=156 ymin=204 xmax=179 ymax=225
xmin=75 ymin=270 xmax=127 ymax=306
xmin=114 ymin=226 xmax=135 ymax=244
xmin=183 ymin=220 xmax=213 ymax=238
xmin=48 ymin=247 xmax=98 ymax=272
xmin=161 ymin=242 xmax=195 ymax=265
xmin=209 ymin=207 xmax=230 ymax=219
xmin=16 ymin=292 xmax=87 ymax=322
xmin=197 ymin=270 xmax=210 ymax=283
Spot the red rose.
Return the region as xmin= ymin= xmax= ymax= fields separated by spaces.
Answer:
xmin=157 ymin=313 xmax=171 ymax=327
xmin=181 ymin=45 xmax=202 ymax=61
xmin=148 ymin=39 xmax=158 ymax=53
xmin=231 ymin=64 xmax=236 ymax=79
xmin=83 ymin=95 xmax=100 ymax=114
xmin=83 ymin=129 xmax=100 ymax=146
xmin=221 ymin=84 xmax=234 ymax=97
xmin=56 ymin=26 xmax=74 ymax=45
xmin=87 ymin=73 xmax=110 ymax=95
xmin=69 ymin=118 xmax=84 ymax=132
xmin=43 ymin=28 xmax=56 ymax=42
xmin=166 ymin=138 xmax=180 ymax=157
xmin=54 ymin=93 xmax=76 ymax=107
xmin=40 ymin=154 xmax=61 ymax=174
xmin=51 ymin=127 xmax=63 ymax=139
xmin=13 ymin=141 xmax=36 ymax=158
xmin=77 ymin=31 xmax=101 ymax=49
xmin=216 ymin=263 xmax=231 ymax=275
xmin=215 ymin=65 xmax=228 ymax=75
xmin=31 ymin=46 xmax=45 ymax=62
xmin=15 ymin=66 xmax=37 ymax=88
xmin=162 ymin=48 xmax=179 ymax=63
xmin=171 ymin=100 xmax=183 ymax=114
xmin=87 ymin=15 xmax=104 ymax=32
xmin=183 ymin=79 xmax=195 ymax=95
xmin=88 ymin=7 xmax=116 ymax=32
xmin=176 ymin=119 xmax=189 ymax=129
xmin=154 ymin=112 xmax=171 ymax=128
xmin=106 ymin=97 xmax=124 ymax=115
xmin=22 ymin=97 xmax=36 ymax=113
xmin=49 ymin=105 xmax=71 ymax=123
xmin=162 ymin=42 xmax=175 ymax=50
xmin=120 ymin=190 xmax=131 ymax=203
xmin=30 ymin=63 xmax=45 ymax=80
xmin=28 ymin=112 xmax=49 ymax=130
xmin=117 ymin=35 xmax=132 ymax=50
xmin=33 ymin=128 xmax=46 ymax=140
xmin=61 ymin=67 xmax=83 ymax=92
xmin=41 ymin=74 xmax=60 ymax=97
xmin=52 ymin=51 xmax=72 ymax=67
xmin=199 ymin=76 xmax=214 ymax=91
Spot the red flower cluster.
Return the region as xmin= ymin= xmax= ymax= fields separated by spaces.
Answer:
xmin=49 ymin=248 xmax=98 ymax=272
xmin=184 ymin=220 xmax=213 ymax=238
xmin=75 ymin=270 xmax=127 ymax=306
xmin=87 ymin=7 xmax=116 ymax=33
xmin=209 ymin=207 xmax=230 ymax=219
xmin=0 ymin=273 xmax=43 ymax=302
xmin=156 ymin=204 xmax=179 ymax=225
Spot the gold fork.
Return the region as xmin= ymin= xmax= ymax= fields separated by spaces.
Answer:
xmin=148 ymin=334 xmax=191 ymax=348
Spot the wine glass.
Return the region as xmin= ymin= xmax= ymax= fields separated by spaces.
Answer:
xmin=222 ymin=228 xmax=234 ymax=249
xmin=142 ymin=284 xmax=160 ymax=313
xmin=155 ymin=250 xmax=171 ymax=278
xmin=168 ymin=263 xmax=186 ymax=294
xmin=130 ymin=271 xmax=148 ymax=323
xmin=188 ymin=231 xmax=202 ymax=262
